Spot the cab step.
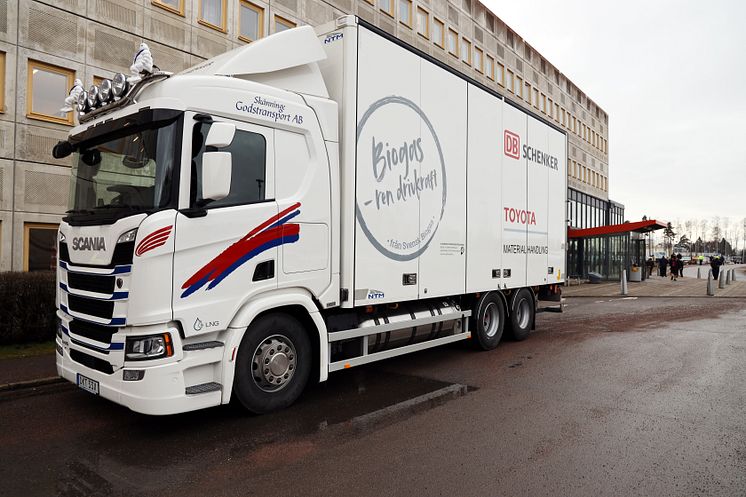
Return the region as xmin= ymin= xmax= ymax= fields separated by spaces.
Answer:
xmin=185 ymin=382 xmax=221 ymax=395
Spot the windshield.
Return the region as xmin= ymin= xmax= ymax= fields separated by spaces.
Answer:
xmin=67 ymin=115 xmax=181 ymax=224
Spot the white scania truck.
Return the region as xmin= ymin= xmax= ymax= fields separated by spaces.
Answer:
xmin=54 ymin=16 xmax=566 ymax=415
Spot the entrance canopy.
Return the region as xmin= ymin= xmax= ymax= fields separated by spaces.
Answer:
xmin=568 ymin=219 xmax=667 ymax=239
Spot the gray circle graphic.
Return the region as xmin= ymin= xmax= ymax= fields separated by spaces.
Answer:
xmin=355 ymin=96 xmax=447 ymax=261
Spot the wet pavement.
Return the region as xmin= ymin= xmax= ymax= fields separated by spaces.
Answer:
xmin=1 ymin=297 xmax=745 ymax=497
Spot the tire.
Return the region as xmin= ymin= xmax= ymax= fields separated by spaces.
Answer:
xmin=471 ymin=292 xmax=506 ymax=350
xmin=508 ymin=288 xmax=534 ymax=341
xmin=233 ymin=313 xmax=311 ymax=414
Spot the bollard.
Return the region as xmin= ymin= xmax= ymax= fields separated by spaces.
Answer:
xmin=621 ymin=269 xmax=628 ymax=295
xmin=719 ymin=269 xmax=726 ymax=289
xmin=707 ymin=270 xmax=715 ymax=296
xmin=726 ymin=269 xmax=731 ymax=285
xmin=697 ymin=267 xmax=701 ymax=279
xmin=733 ymin=270 xmax=737 ymax=282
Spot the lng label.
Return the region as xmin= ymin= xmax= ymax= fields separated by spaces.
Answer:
xmin=356 ymin=96 xmax=447 ymax=261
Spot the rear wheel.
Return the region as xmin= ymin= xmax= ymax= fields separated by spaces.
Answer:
xmin=508 ymin=289 xmax=534 ymax=341
xmin=471 ymin=292 xmax=506 ymax=350
xmin=233 ymin=313 xmax=311 ymax=414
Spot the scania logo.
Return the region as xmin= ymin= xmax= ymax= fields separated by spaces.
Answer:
xmin=72 ymin=237 xmax=106 ymax=251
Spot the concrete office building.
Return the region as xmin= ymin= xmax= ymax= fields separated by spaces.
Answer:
xmin=0 ymin=0 xmax=613 ymax=272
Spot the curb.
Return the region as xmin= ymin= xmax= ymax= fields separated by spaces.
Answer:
xmin=0 ymin=376 xmax=65 ymax=393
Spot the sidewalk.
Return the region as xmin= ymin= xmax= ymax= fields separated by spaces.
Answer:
xmin=0 ymin=352 xmax=59 ymax=391
xmin=563 ymin=265 xmax=746 ymax=298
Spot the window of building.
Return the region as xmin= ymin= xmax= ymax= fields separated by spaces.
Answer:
xmin=399 ymin=0 xmax=412 ymax=27
xmin=506 ymin=69 xmax=514 ymax=92
xmin=379 ymin=0 xmax=394 ymax=17
xmin=416 ymin=7 xmax=429 ymax=38
xmin=24 ymin=223 xmax=58 ymax=272
xmin=239 ymin=1 xmax=264 ymax=42
xmin=274 ymin=15 xmax=295 ymax=33
xmin=474 ymin=47 xmax=483 ymax=73
xmin=485 ymin=54 xmax=494 ymax=80
xmin=496 ymin=63 xmax=504 ymax=86
xmin=533 ymin=87 xmax=539 ymax=109
xmin=541 ymin=93 xmax=546 ymax=114
xmin=515 ymin=76 xmax=522 ymax=98
xmin=561 ymin=108 xmax=566 ymax=126
xmin=447 ymin=29 xmax=458 ymax=57
xmin=555 ymin=103 xmax=560 ymax=122
xmin=152 ymin=0 xmax=184 ymax=16
xmin=0 ymin=52 xmax=5 ymax=113
xmin=433 ymin=18 xmax=444 ymax=47
xmin=27 ymin=60 xmax=75 ymax=125
xmin=572 ymin=116 xmax=577 ymax=133
xmin=193 ymin=123 xmax=267 ymax=208
xmin=199 ymin=0 xmax=227 ymax=31
xmin=547 ymin=97 xmax=553 ymax=117
xmin=461 ymin=38 xmax=471 ymax=65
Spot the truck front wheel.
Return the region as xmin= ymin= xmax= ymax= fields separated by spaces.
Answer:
xmin=233 ymin=313 xmax=311 ymax=414
xmin=508 ymin=288 xmax=535 ymax=341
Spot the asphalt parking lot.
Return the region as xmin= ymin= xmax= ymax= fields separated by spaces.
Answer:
xmin=1 ymin=296 xmax=744 ymax=497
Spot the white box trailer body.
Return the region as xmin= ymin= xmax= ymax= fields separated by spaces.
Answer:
xmin=318 ymin=19 xmax=566 ymax=308
xmin=53 ymin=16 xmax=567 ymax=415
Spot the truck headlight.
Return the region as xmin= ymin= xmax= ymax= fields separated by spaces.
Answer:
xmin=112 ymin=73 xmax=129 ymax=99
xmin=125 ymin=333 xmax=174 ymax=361
xmin=117 ymin=228 xmax=138 ymax=244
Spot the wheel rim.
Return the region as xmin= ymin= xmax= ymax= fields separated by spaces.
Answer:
xmin=251 ymin=334 xmax=297 ymax=393
xmin=482 ymin=302 xmax=500 ymax=338
xmin=516 ymin=299 xmax=531 ymax=329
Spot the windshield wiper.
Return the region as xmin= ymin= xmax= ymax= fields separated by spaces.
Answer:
xmin=93 ymin=204 xmax=146 ymax=211
xmin=65 ymin=209 xmax=96 ymax=215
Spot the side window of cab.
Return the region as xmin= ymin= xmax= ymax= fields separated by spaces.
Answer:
xmin=191 ymin=121 xmax=269 ymax=208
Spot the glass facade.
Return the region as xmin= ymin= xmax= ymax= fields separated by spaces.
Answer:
xmin=567 ymin=190 xmax=628 ymax=280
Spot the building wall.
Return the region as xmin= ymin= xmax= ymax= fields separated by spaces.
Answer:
xmin=0 ymin=0 xmax=610 ymax=271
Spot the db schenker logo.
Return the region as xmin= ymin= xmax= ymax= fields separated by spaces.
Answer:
xmin=504 ymin=130 xmax=520 ymax=159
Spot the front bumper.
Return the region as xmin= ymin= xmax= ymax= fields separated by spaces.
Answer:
xmin=56 ymin=324 xmax=227 ymax=416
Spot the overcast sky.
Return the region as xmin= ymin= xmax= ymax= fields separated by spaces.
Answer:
xmin=484 ymin=0 xmax=746 ymax=232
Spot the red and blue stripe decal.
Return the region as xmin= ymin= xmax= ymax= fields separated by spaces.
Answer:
xmin=180 ymin=202 xmax=301 ymax=298
xmin=135 ymin=225 xmax=173 ymax=257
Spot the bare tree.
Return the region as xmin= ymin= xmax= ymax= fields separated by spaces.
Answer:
xmin=711 ymin=216 xmax=721 ymax=244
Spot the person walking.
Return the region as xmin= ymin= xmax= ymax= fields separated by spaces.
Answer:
xmin=670 ymin=255 xmax=679 ymax=281
xmin=646 ymin=257 xmax=655 ymax=278
xmin=677 ymin=253 xmax=684 ymax=277
xmin=711 ymin=255 xmax=722 ymax=280
xmin=659 ymin=254 xmax=668 ymax=277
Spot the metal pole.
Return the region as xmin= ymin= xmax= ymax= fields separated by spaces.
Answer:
xmin=621 ymin=269 xmax=628 ymax=296
xmin=697 ymin=267 xmax=701 ymax=279
xmin=707 ymin=270 xmax=715 ymax=296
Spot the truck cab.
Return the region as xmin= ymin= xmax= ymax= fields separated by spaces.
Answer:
xmin=56 ymin=26 xmax=339 ymax=415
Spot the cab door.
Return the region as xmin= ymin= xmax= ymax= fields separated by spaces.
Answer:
xmin=172 ymin=117 xmax=279 ymax=336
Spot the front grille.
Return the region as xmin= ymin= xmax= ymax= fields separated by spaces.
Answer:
xmin=59 ymin=242 xmax=70 ymax=263
xmin=112 ymin=241 xmax=135 ymax=266
xmin=67 ymin=272 xmax=115 ymax=294
xmin=70 ymin=349 xmax=114 ymax=375
xmin=57 ymin=241 xmax=134 ymax=268
xmin=68 ymin=294 xmax=114 ymax=320
xmin=69 ymin=319 xmax=117 ymax=344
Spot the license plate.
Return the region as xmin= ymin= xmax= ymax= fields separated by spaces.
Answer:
xmin=77 ymin=373 xmax=99 ymax=395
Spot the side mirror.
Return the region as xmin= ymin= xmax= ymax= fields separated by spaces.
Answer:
xmin=200 ymin=122 xmax=235 ymax=203
xmin=205 ymin=122 xmax=236 ymax=148
xmin=201 ymin=152 xmax=232 ymax=202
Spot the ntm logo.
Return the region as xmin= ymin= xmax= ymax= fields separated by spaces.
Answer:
xmin=504 ymin=130 xmax=520 ymax=159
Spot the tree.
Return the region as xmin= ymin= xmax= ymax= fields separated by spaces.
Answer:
xmin=677 ymin=235 xmax=690 ymax=250
xmin=663 ymin=222 xmax=676 ymax=252
xmin=711 ymin=216 xmax=722 ymax=243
